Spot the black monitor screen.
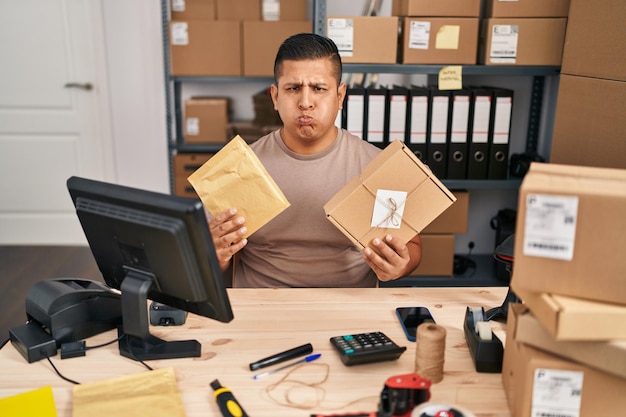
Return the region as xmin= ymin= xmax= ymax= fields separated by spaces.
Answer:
xmin=67 ymin=176 xmax=233 ymax=360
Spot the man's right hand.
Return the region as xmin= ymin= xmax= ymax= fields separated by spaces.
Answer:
xmin=208 ymin=207 xmax=247 ymax=271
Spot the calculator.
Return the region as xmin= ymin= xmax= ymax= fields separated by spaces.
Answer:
xmin=329 ymin=331 xmax=407 ymax=366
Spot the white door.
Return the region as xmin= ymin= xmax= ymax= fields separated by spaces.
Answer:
xmin=0 ymin=0 xmax=113 ymax=244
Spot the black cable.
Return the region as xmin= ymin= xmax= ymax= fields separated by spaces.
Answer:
xmin=46 ymin=356 xmax=80 ymax=385
xmin=85 ymin=334 xmax=124 ymax=350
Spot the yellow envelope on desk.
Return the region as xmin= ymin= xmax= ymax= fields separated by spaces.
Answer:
xmin=73 ymin=367 xmax=185 ymax=417
xmin=187 ymin=135 xmax=290 ymax=239
xmin=324 ymin=140 xmax=456 ymax=250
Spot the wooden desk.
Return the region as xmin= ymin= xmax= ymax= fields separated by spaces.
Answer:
xmin=0 ymin=287 xmax=511 ymax=416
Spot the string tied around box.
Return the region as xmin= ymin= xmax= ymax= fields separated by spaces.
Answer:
xmin=414 ymin=322 xmax=446 ymax=383
xmin=359 ymin=174 xmax=430 ymax=234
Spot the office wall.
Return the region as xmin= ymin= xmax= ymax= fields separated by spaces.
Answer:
xmin=101 ymin=0 xmax=169 ymax=194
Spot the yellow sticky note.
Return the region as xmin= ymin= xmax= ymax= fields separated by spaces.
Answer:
xmin=435 ymin=25 xmax=460 ymax=50
xmin=439 ymin=66 xmax=463 ymax=90
xmin=0 ymin=386 xmax=58 ymax=417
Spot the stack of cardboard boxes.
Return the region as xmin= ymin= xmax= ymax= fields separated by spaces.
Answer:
xmin=550 ymin=0 xmax=626 ymax=170
xmin=170 ymin=0 xmax=310 ymax=197
xmin=393 ymin=0 xmax=481 ymax=65
xmin=410 ymin=190 xmax=468 ymax=276
xmin=324 ymin=0 xmax=569 ymax=66
xmin=503 ymin=162 xmax=626 ymax=416
xmin=482 ymin=0 xmax=569 ymax=66
xmin=169 ymin=0 xmax=310 ymax=76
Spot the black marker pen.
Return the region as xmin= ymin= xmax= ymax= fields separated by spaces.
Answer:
xmin=248 ymin=342 xmax=313 ymax=371
xmin=211 ymin=379 xmax=249 ymax=417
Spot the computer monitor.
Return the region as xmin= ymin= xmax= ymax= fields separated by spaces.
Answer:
xmin=67 ymin=176 xmax=234 ymax=361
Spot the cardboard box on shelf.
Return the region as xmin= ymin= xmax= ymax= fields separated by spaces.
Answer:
xmin=216 ymin=0 xmax=260 ymax=21
xmin=561 ymin=0 xmax=626 ymax=81
xmin=422 ymin=191 xmax=468 ymax=234
xmin=409 ymin=234 xmax=454 ymax=276
xmin=170 ymin=20 xmax=241 ymax=76
xmin=513 ymin=287 xmax=626 ymax=341
xmin=243 ymin=21 xmax=312 ymax=77
xmin=252 ymin=88 xmax=282 ymax=126
xmin=172 ymin=153 xmax=214 ymax=198
xmin=173 ymin=152 xmax=214 ymax=177
xmin=551 ymin=75 xmax=626 ymax=170
xmin=503 ymin=303 xmax=626 ymax=417
xmin=511 ymin=162 xmax=626 ymax=305
xmin=485 ymin=0 xmax=570 ymax=17
xmin=511 ymin=303 xmax=626 ymax=379
xmin=324 ymin=140 xmax=457 ymax=251
xmin=327 ymin=16 xmax=399 ymax=64
xmin=170 ymin=0 xmax=215 ymax=21
xmin=227 ymin=121 xmax=279 ymax=144
xmin=183 ymin=97 xmax=229 ymax=144
xmin=399 ymin=17 xmax=479 ymax=65
xmin=482 ymin=18 xmax=567 ymax=66
xmin=391 ymin=0 xmax=481 ymax=17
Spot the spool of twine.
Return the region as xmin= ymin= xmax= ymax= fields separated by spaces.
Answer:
xmin=414 ymin=323 xmax=446 ymax=383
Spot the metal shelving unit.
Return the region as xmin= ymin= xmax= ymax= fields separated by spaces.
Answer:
xmin=161 ymin=0 xmax=560 ymax=286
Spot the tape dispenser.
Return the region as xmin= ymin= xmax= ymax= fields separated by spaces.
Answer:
xmin=378 ymin=373 xmax=432 ymax=417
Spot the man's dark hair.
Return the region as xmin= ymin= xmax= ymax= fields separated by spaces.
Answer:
xmin=273 ymin=33 xmax=343 ymax=86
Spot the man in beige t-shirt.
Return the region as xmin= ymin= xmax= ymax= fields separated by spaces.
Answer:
xmin=208 ymin=33 xmax=422 ymax=287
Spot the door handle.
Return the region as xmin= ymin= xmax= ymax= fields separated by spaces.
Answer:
xmin=64 ymin=82 xmax=93 ymax=91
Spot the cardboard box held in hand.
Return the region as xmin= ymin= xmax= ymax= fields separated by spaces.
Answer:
xmin=324 ymin=140 xmax=456 ymax=250
xmin=187 ymin=135 xmax=290 ymax=239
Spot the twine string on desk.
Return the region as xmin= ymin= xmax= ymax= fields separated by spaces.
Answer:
xmin=414 ymin=323 xmax=446 ymax=383
xmin=265 ymin=362 xmax=330 ymax=410
xmin=264 ymin=362 xmax=378 ymax=411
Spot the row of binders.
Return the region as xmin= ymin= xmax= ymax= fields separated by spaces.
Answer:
xmin=338 ymin=85 xmax=514 ymax=180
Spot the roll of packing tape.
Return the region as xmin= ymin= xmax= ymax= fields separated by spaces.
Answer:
xmin=411 ymin=402 xmax=477 ymax=417
xmin=475 ymin=321 xmax=493 ymax=341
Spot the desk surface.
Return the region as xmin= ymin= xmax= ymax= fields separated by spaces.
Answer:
xmin=0 ymin=287 xmax=510 ymax=417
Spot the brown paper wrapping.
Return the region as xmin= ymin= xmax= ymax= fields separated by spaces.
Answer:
xmin=324 ymin=140 xmax=456 ymax=250
xmin=187 ymin=135 xmax=290 ymax=238
xmin=72 ymin=367 xmax=185 ymax=417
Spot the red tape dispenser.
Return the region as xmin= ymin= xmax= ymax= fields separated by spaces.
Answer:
xmin=378 ymin=373 xmax=431 ymax=417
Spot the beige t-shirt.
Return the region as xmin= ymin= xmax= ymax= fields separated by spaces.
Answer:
xmin=233 ymin=128 xmax=381 ymax=288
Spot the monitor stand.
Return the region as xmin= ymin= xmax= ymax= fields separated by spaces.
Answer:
xmin=118 ymin=271 xmax=200 ymax=361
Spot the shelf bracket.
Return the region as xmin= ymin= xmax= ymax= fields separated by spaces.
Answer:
xmin=313 ymin=0 xmax=327 ymax=36
xmin=525 ymin=76 xmax=545 ymax=154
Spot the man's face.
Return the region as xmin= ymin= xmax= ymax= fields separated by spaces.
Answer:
xmin=271 ymin=58 xmax=346 ymax=153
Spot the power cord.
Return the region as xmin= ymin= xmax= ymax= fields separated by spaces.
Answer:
xmin=454 ymin=242 xmax=476 ymax=275
xmin=45 ymin=335 xmax=152 ymax=385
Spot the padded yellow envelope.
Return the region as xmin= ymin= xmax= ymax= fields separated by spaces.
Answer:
xmin=73 ymin=367 xmax=185 ymax=417
xmin=187 ymin=135 xmax=290 ymax=238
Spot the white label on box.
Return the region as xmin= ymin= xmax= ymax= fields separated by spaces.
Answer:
xmin=171 ymin=22 xmax=189 ymax=46
xmin=489 ymin=25 xmax=518 ymax=63
xmin=328 ymin=18 xmax=354 ymax=57
xmin=171 ymin=0 xmax=185 ymax=12
xmin=263 ymin=0 xmax=280 ymax=21
xmin=523 ymin=194 xmax=578 ymax=261
xmin=409 ymin=21 xmax=430 ymax=50
xmin=186 ymin=117 xmax=199 ymax=135
xmin=371 ymin=190 xmax=407 ymax=229
xmin=531 ymin=369 xmax=583 ymax=417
